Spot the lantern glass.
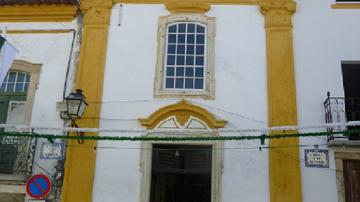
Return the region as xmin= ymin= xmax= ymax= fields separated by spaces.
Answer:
xmin=78 ymin=101 xmax=87 ymax=117
xmin=66 ymin=99 xmax=81 ymax=119
xmin=64 ymin=89 xmax=88 ymax=120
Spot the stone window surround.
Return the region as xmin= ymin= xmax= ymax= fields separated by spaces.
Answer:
xmin=8 ymin=60 xmax=41 ymax=125
xmin=154 ymin=14 xmax=216 ymax=99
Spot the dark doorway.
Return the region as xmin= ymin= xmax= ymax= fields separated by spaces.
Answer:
xmin=150 ymin=144 xmax=212 ymax=202
xmin=341 ymin=63 xmax=360 ymax=139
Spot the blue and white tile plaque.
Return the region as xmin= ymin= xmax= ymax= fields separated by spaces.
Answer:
xmin=304 ymin=149 xmax=329 ymax=168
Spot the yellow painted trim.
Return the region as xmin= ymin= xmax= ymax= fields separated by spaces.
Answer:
xmin=113 ymin=0 xmax=259 ymax=5
xmin=165 ymin=2 xmax=210 ymax=13
xmin=139 ymin=100 xmax=227 ymax=129
xmin=331 ymin=3 xmax=360 ymax=9
xmin=0 ymin=29 xmax=73 ymax=34
xmin=260 ymin=1 xmax=303 ymax=202
xmin=60 ymin=1 xmax=112 ymax=202
xmin=0 ymin=5 xmax=78 ymax=22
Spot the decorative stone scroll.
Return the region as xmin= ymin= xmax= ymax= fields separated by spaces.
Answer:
xmin=81 ymin=0 xmax=112 ymax=25
xmin=260 ymin=1 xmax=296 ymax=27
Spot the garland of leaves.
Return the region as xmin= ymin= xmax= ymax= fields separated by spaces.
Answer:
xmin=0 ymin=129 xmax=358 ymax=144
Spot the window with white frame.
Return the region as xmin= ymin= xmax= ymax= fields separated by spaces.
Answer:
xmin=154 ymin=15 xmax=215 ymax=99
xmin=0 ymin=71 xmax=30 ymax=93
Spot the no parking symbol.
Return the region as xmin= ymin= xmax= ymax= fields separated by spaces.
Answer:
xmin=26 ymin=174 xmax=52 ymax=199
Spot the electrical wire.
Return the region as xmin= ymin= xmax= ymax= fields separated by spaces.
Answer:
xmin=83 ymin=98 xmax=269 ymax=125
xmin=63 ymin=142 xmax=343 ymax=173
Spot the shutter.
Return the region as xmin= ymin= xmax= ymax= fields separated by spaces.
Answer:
xmin=0 ymin=144 xmax=17 ymax=174
xmin=0 ymin=95 xmax=15 ymax=174
xmin=0 ymin=95 xmax=9 ymax=124
xmin=0 ymin=95 xmax=26 ymax=174
xmin=184 ymin=148 xmax=211 ymax=173
xmin=5 ymin=101 xmax=26 ymax=126
xmin=153 ymin=147 xmax=179 ymax=171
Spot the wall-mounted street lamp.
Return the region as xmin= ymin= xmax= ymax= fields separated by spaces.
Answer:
xmin=60 ymin=89 xmax=88 ymax=120
xmin=59 ymin=89 xmax=88 ymax=144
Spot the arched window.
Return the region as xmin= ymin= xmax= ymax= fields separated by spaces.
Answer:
xmin=164 ymin=22 xmax=206 ymax=90
xmin=154 ymin=15 xmax=215 ymax=99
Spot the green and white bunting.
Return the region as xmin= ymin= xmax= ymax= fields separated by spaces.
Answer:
xmin=0 ymin=35 xmax=18 ymax=86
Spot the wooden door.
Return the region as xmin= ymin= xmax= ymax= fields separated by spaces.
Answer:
xmin=150 ymin=144 xmax=212 ymax=202
xmin=343 ymin=160 xmax=360 ymax=202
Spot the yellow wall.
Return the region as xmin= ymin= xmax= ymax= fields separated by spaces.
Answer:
xmin=60 ymin=0 xmax=112 ymax=202
xmin=260 ymin=1 xmax=302 ymax=202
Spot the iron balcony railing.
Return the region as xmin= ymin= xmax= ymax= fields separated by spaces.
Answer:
xmin=0 ymin=135 xmax=36 ymax=180
xmin=324 ymin=92 xmax=360 ymax=140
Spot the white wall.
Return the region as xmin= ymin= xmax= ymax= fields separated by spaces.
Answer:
xmin=94 ymin=4 xmax=268 ymax=202
xmin=293 ymin=0 xmax=360 ymax=201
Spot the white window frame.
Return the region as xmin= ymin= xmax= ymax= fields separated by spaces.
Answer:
xmin=9 ymin=60 xmax=41 ymax=125
xmin=1 ymin=71 xmax=31 ymax=93
xmin=154 ymin=14 xmax=215 ymax=99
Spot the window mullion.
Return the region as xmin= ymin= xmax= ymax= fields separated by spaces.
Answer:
xmin=174 ymin=24 xmax=178 ymax=89
xmin=14 ymin=72 xmax=18 ymax=92
xmin=184 ymin=23 xmax=188 ymax=89
xmin=4 ymin=73 xmax=9 ymax=92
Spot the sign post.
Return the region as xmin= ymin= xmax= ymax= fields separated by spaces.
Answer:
xmin=26 ymin=174 xmax=51 ymax=199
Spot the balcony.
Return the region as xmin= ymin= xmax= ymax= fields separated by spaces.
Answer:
xmin=324 ymin=92 xmax=360 ymax=146
xmin=0 ymin=136 xmax=36 ymax=182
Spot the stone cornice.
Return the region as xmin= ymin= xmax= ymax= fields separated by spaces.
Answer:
xmin=331 ymin=3 xmax=360 ymax=9
xmin=165 ymin=2 xmax=211 ymax=13
xmin=112 ymin=0 xmax=259 ymax=5
xmin=0 ymin=5 xmax=78 ymax=22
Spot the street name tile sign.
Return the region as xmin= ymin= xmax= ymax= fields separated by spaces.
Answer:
xmin=40 ymin=142 xmax=63 ymax=160
xmin=304 ymin=149 xmax=329 ymax=168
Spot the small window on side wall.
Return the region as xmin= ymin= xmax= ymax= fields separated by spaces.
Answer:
xmin=154 ymin=15 xmax=215 ymax=99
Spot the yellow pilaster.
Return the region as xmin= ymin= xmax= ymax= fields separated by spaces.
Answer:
xmin=260 ymin=1 xmax=303 ymax=202
xmin=60 ymin=0 xmax=112 ymax=202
